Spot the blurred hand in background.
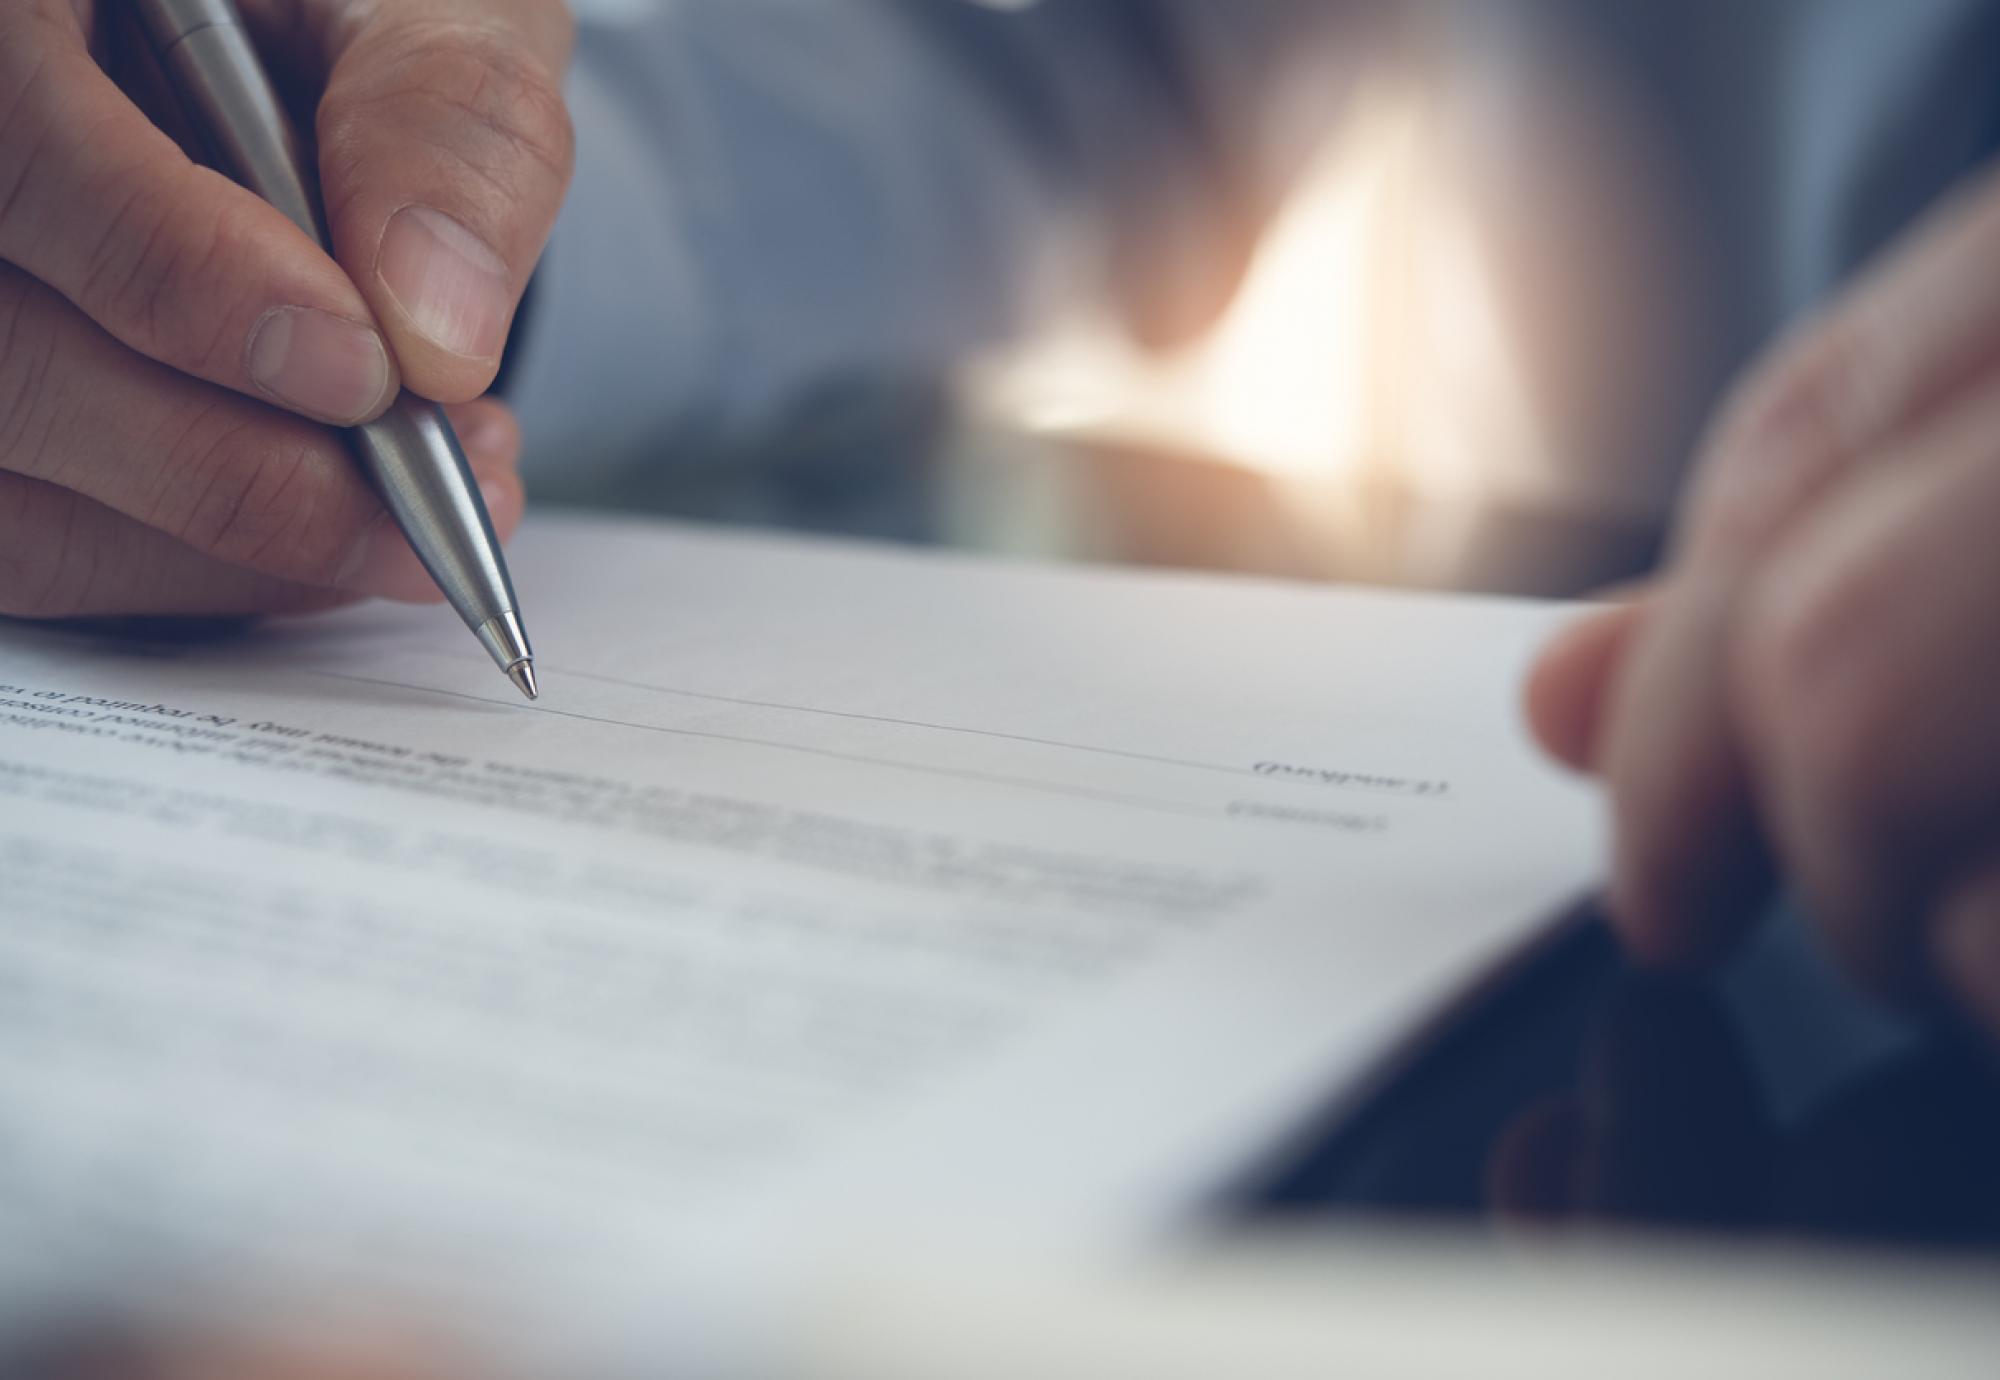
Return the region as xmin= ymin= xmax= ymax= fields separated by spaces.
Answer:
xmin=4 ymin=1323 xmax=461 ymax=1380
xmin=1528 ymin=165 xmax=2000 ymax=1039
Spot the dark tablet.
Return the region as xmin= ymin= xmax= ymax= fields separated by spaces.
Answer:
xmin=1230 ymin=899 xmax=2000 ymax=1256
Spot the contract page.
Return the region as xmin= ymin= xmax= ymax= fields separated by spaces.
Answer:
xmin=0 ymin=514 xmax=1600 ymax=1358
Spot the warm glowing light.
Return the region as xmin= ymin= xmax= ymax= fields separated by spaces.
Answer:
xmin=963 ymin=78 xmax=1547 ymax=504
xmin=1193 ymin=118 xmax=1379 ymax=480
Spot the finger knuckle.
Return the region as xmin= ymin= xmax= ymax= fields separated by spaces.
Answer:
xmin=1692 ymin=321 xmax=1876 ymax=556
xmin=1733 ymin=554 xmax=1898 ymax=826
xmin=0 ymin=479 xmax=98 ymax=619
xmin=1748 ymin=323 xmax=1864 ymax=447
xmin=75 ymin=173 xmax=244 ymax=371
xmin=0 ymin=46 xmax=59 ymax=234
xmin=439 ymin=31 xmax=575 ymax=180
xmin=324 ymin=29 xmax=575 ymax=205
xmin=160 ymin=408 xmax=368 ymax=585
xmin=0 ymin=270 xmax=65 ymax=473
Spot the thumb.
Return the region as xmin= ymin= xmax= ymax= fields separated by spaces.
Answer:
xmin=1525 ymin=594 xmax=1652 ymax=775
xmin=313 ymin=0 xmax=574 ymax=401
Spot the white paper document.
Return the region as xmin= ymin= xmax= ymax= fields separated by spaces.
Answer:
xmin=0 ymin=514 xmax=1600 ymax=1363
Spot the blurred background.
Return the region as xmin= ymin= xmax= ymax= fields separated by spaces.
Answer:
xmin=511 ymin=0 xmax=2000 ymax=1268
xmin=943 ymin=7 xmax=1692 ymax=596
xmin=534 ymin=2 xmax=1759 ymax=599
xmin=518 ymin=0 xmax=2000 ymax=607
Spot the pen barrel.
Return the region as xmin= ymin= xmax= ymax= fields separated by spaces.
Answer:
xmin=348 ymin=403 xmax=527 ymax=662
xmin=133 ymin=0 xmax=530 ymax=669
xmin=137 ymin=3 xmax=329 ymax=246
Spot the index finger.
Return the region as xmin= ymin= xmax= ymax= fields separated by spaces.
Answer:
xmin=0 ymin=2 xmax=398 ymax=424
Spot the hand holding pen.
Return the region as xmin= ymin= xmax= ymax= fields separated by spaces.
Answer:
xmin=0 ymin=0 xmax=571 ymax=691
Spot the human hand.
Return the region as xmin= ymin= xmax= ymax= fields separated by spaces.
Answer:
xmin=0 ymin=0 xmax=574 ymax=618
xmin=1525 ymin=165 xmax=2000 ymax=1036
xmin=9 ymin=1321 xmax=465 ymax=1380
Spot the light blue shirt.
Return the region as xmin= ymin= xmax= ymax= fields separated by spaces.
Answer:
xmin=507 ymin=1 xmax=2000 ymax=531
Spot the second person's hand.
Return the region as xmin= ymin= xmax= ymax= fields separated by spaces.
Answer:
xmin=0 ymin=0 xmax=574 ymax=617
xmin=1525 ymin=165 xmax=2000 ymax=1037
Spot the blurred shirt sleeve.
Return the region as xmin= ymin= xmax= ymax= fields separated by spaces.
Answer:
xmin=506 ymin=0 xmax=1369 ymax=485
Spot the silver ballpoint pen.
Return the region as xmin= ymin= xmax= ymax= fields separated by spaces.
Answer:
xmin=133 ymin=0 xmax=539 ymax=701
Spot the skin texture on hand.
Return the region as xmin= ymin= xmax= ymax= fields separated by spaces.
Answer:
xmin=0 ymin=0 xmax=574 ymax=619
xmin=7 ymin=1323 xmax=465 ymax=1380
xmin=1525 ymin=165 xmax=2000 ymax=1041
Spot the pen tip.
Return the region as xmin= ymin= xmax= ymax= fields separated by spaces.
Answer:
xmin=508 ymin=661 xmax=539 ymax=701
